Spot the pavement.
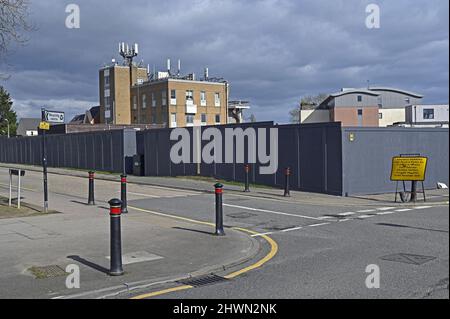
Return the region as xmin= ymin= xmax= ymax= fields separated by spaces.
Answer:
xmin=0 ymin=163 xmax=448 ymax=299
xmin=0 ymin=165 xmax=262 ymax=299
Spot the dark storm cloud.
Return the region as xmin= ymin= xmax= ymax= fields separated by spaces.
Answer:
xmin=0 ymin=0 xmax=448 ymax=122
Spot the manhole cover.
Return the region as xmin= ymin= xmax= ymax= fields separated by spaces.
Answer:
xmin=28 ymin=265 xmax=67 ymax=279
xmin=178 ymin=274 xmax=229 ymax=287
xmin=380 ymin=253 xmax=436 ymax=265
xmin=227 ymin=212 xmax=257 ymax=219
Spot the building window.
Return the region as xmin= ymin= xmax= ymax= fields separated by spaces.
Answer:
xmin=423 ymin=109 xmax=435 ymax=120
xmin=357 ymin=95 xmax=362 ymax=102
xmin=152 ymin=113 xmax=157 ymax=124
xmin=142 ymin=94 xmax=147 ymax=109
xmin=170 ymin=90 xmax=177 ymax=105
xmin=215 ymin=114 xmax=221 ymax=124
xmin=162 ymin=91 xmax=167 ymax=106
xmin=186 ymin=90 xmax=194 ymax=102
xmin=133 ymin=96 xmax=137 ymax=110
xmin=379 ymin=112 xmax=383 ymax=119
xmin=357 ymin=109 xmax=363 ymax=116
xmin=104 ymin=76 xmax=110 ymax=87
xmin=104 ymin=97 xmax=111 ymax=110
xmin=201 ymin=113 xmax=207 ymax=124
xmin=152 ymin=93 xmax=156 ymax=107
xmin=200 ymin=91 xmax=207 ymax=106
xmin=186 ymin=114 xmax=194 ymax=125
xmin=215 ymin=93 xmax=221 ymax=107
xmin=170 ymin=113 xmax=177 ymax=127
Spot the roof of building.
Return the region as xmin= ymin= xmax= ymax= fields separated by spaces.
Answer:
xmin=16 ymin=118 xmax=41 ymax=136
xmin=368 ymin=87 xmax=424 ymax=98
xmin=329 ymin=89 xmax=380 ymax=98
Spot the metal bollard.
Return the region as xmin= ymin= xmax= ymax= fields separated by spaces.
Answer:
xmin=284 ymin=167 xmax=291 ymax=197
xmin=108 ymin=199 xmax=124 ymax=276
xmin=88 ymin=171 xmax=95 ymax=205
xmin=120 ymin=175 xmax=128 ymax=214
xmin=214 ymin=183 xmax=226 ymax=236
xmin=244 ymin=164 xmax=251 ymax=193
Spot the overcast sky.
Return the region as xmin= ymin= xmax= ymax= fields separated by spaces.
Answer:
xmin=0 ymin=0 xmax=448 ymax=123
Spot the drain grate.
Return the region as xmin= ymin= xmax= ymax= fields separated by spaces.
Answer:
xmin=380 ymin=253 xmax=436 ymax=265
xmin=177 ymin=274 xmax=229 ymax=287
xmin=28 ymin=265 xmax=67 ymax=279
xmin=227 ymin=212 xmax=257 ymax=219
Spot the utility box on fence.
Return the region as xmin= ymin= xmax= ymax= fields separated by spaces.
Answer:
xmin=133 ymin=155 xmax=145 ymax=176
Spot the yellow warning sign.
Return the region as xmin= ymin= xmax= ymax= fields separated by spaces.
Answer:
xmin=390 ymin=157 xmax=428 ymax=181
xmin=39 ymin=121 xmax=50 ymax=131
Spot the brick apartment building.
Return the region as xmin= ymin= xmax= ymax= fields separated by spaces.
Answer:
xmin=99 ymin=57 xmax=229 ymax=128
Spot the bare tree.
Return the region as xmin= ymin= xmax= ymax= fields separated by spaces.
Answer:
xmin=0 ymin=0 xmax=33 ymax=55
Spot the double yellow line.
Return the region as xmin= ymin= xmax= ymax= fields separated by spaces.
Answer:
xmin=128 ymin=206 xmax=278 ymax=300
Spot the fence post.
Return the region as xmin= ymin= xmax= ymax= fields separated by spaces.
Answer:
xmin=88 ymin=171 xmax=95 ymax=205
xmin=214 ymin=183 xmax=225 ymax=236
xmin=108 ymin=198 xmax=124 ymax=276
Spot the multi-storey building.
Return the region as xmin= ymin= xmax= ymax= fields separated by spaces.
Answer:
xmin=99 ymin=58 xmax=229 ymax=127
xmin=301 ymin=87 xmax=425 ymax=127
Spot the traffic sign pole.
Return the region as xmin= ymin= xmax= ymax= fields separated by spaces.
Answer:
xmin=41 ymin=108 xmax=49 ymax=213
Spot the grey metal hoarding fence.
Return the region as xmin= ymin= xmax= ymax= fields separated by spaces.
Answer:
xmin=0 ymin=129 xmax=127 ymax=173
xmin=1 ymin=123 xmax=448 ymax=196
xmin=137 ymin=122 xmax=344 ymax=195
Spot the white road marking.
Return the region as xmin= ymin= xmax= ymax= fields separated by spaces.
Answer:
xmin=318 ymin=216 xmax=335 ymax=220
xmin=251 ymin=232 xmax=275 ymax=238
xmin=223 ymin=204 xmax=323 ymax=221
xmin=377 ymin=211 xmax=396 ymax=215
xmin=281 ymin=226 xmax=303 ymax=232
xmin=337 ymin=212 xmax=355 ymax=216
xmin=356 ymin=215 xmax=374 ymax=219
xmin=357 ymin=209 xmax=376 ymax=213
xmin=413 ymin=206 xmax=433 ymax=209
xmin=395 ymin=208 xmax=413 ymax=212
xmin=308 ymin=223 xmax=331 ymax=227
xmin=377 ymin=207 xmax=395 ymax=211
xmin=127 ymin=192 xmax=159 ymax=198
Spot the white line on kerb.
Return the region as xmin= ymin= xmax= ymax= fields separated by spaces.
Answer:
xmin=223 ymin=204 xmax=323 ymax=220
xmin=395 ymin=208 xmax=413 ymax=212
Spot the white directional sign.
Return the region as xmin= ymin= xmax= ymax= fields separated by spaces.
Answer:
xmin=45 ymin=111 xmax=65 ymax=123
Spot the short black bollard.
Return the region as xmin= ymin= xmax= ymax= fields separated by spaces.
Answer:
xmin=214 ymin=183 xmax=225 ymax=236
xmin=120 ymin=175 xmax=128 ymax=214
xmin=88 ymin=171 xmax=95 ymax=205
xmin=244 ymin=164 xmax=251 ymax=193
xmin=108 ymin=198 xmax=124 ymax=276
xmin=284 ymin=167 xmax=291 ymax=197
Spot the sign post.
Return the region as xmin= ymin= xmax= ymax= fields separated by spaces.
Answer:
xmin=390 ymin=155 xmax=428 ymax=203
xmin=40 ymin=109 xmax=65 ymax=213
xmin=41 ymin=108 xmax=49 ymax=213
